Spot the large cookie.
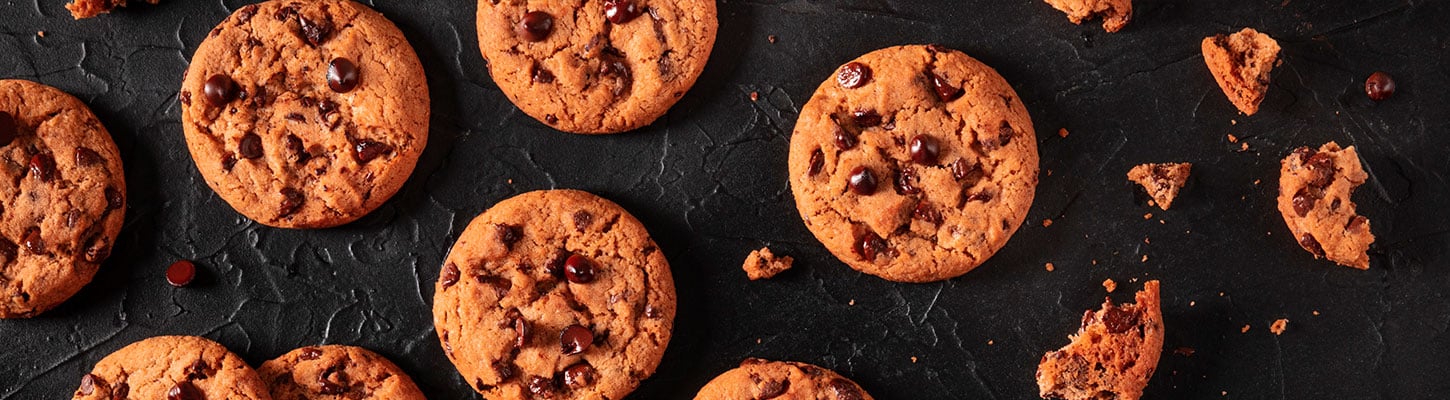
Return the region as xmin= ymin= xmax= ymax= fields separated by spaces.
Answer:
xmin=787 ymin=45 xmax=1039 ymax=283
xmin=258 ymin=345 xmax=425 ymax=400
xmin=72 ymin=335 xmax=271 ymax=400
xmin=476 ymin=0 xmax=717 ymax=134
xmin=1276 ymin=142 xmax=1373 ymax=269
xmin=433 ymin=189 xmax=676 ymax=399
xmin=181 ymin=0 xmax=429 ymax=228
xmin=0 ymin=80 xmax=126 ymax=319
xmin=693 ymin=358 xmax=874 ymax=400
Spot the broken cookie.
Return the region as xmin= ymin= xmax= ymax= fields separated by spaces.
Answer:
xmin=1202 ymin=28 xmax=1281 ymax=116
xmin=1276 ymin=142 xmax=1374 ymax=269
xmin=1037 ymin=280 xmax=1163 ymax=400
xmin=743 ymin=247 xmax=795 ymax=280
xmin=1127 ymin=162 xmax=1191 ymax=210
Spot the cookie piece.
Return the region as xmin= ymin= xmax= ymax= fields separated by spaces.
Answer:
xmin=1037 ymin=280 xmax=1164 ymax=400
xmin=787 ymin=44 xmax=1039 ymax=283
xmin=433 ymin=189 xmax=675 ymax=399
xmin=72 ymin=335 xmax=271 ymax=400
xmin=475 ymin=0 xmax=717 ymax=134
xmin=1276 ymin=142 xmax=1373 ymax=269
xmin=1043 ymin=0 xmax=1132 ymax=32
xmin=693 ymin=358 xmax=873 ymax=400
xmin=258 ymin=345 xmax=425 ymax=399
xmin=1201 ymin=28 xmax=1280 ymax=116
xmin=742 ymin=247 xmax=793 ymax=280
xmin=180 ymin=0 xmax=429 ymax=228
xmin=65 ymin=0 xmax=158 ymax=19
xmin=1127 ymin=162 xmax=1191 ymax=210
xmin=0 ymin=80 xmax=126 ymax=319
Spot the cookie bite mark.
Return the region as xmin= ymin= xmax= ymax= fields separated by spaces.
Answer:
xmin=1127 ymin=162 xmax=1191 ymax=210
xmin=1043 ymin=0 xmax=1132 ymax=32
xmin=1201 ymin=28 xmax=1280 ymax=116
xmin=1276 ymin=142 xmax=1373 ymax=269
xmin=1037 ymin=281 xmax=1164 ymax=400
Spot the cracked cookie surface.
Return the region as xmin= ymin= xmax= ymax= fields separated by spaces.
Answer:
xmin=259 ymin=345 xmax=425 ymax=400
xmin=476 ymin=0 xmax=717 ymax=134
xmin=72 ymin=335 xmax=271 ymax=400
xmin=693 ymin=358 xmax=874 ymax=400
xmin=0 ymin=80 xmax=126 ymax=319
xmin=787 ymin=45 xmax=1039 ymax=283
xmin=181 ymin=0 xmax=429 ymax=228
xmin=1276 ymin=142 xmax=1373 ymax=269
xmin=432 ymin=189 xmax=675 ymax=400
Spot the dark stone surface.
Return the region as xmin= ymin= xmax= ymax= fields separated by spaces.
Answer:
xmin=2 ymin=0 xmax=1449 ymax=398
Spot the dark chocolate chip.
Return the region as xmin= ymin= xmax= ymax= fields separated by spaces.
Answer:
xmin=440 ymin=262 xmax=460 ymax=288
xmin=545 ymin=114 xmax=559 ymax=124
xmin=644 ymin=304 xmax=662 ymax=319
xmin=851 ymin=109 xmax=881 ymax=127
xmin=546 ymin=249 xmax=571 ymax=278
xmin=318 ymin=366 xmax=347 ymax=394
xmin=1100 ymin=306 xmax=1139 ymax=334
xmin=564 ymin=254 xmax=597 ymax=284
xmin=477 ymin=275 xmax=512 ymax=299
xmin=221 ymin=154 xmax=238 ymax=171
xmin=75 ymin=147 xmax=102 ymax=166
xmin=913 ymin=201 xmax=943 ymax=224
xmin=297 ymin=15 xmax=332 ymax=46
xmin=573 ymin=210 xmax=593 ymax=231
xmin=847 ymin=166 xmax=877 ymax=195
xmin=495 ymin=224 xmax=523 ymax=250
xmin=239 ymin=133 xmax=263 ymax=159
xmin=600 ymin=59 xmax=632 ymax=97
xmin=106 ymin=187 xmax=124 ymax=210
xmin=1365 ymin=71 xmax=1395 ymax=101
xmin=807 ymin=149 xmax=825 ymax=177
xmin=560 ymin=324 xmax=593 ymax=355
xmin=927 ymin=70 xmax=963 ymax=101
xmin=166 ymin=381 xmax=200 ymax=400
xmin=531 ymin=64 xmax=555 ymax=84
xmin=893 ymin=167 xmax=920 ymax=195
xmin=518 ymin=11 xmax=554 ymax=42
xmin=832 ymin=123 xmax=857 ymax=150
xmin=494 ymin=359 xmax=517 ymax=382
xmin=1291 ymin=187 xmax=1318 ymax=217
xmin=166 ymin=259 xmax=196 ymax=287
xmin=203 ymin=74 xmax=237 ymax=106
xmin=604 ymin=0 xmax=641 ymax=24
xmin=236 ymin=4 xmax=257 ymax=23
xmin=993 ymin=121 xmax=1015 ymax=148
xmin=0 ymin=111 xmax=15 ymax=146
xmin=1299 ymin=233 xmax=1325 ymax=257
xmin=909 ymin=135 xmax=940 ymax=165
xmin=527 ymin=376 xmax=558 ymax=399
xmin=29 ymin=153 xmax=56 ymax=182
xmin=353 ymin=139 xmax=392 ymax=163
xmin=1304 ymin=152 xmax=1335 ymax=187
xmin=829 ymin=378 xmax=865 ymax=400
xmin=299 ymin=346 xmax=323 ymax=360
xmin=280 ymin=187 xmax=305 ymax=216
xmin=327 ymin=58 xmax=359 ymax=93
xmin=854 ymin=231 xmax=888 ymax=261
xmin=966 ymin=191 xmax=993 ymax=203
xmin=317 ymin=99 xmax=340 ymax=128
xmin=286 ymin=135 xmax=309 ymax=164
xmin=180 ymin=90 xmax=193 ymax=106
xmin=508 ymin=308 xmax=530 ymax=349
xmin=112 ymin=382 xmax=129 ymax=399
xmin=184 ymin=359 xmax=211 ymax=380
xmin=78 ymin=374 xmax=97 ymax=395
xmin=837 ymin=62 xmax=871 ymax=89
xmin=760 ymin=379 xmax=790 ymax=398
xmin=21 ymin=227 xmax=43 ymax=254
xmin=563 ymin=362 xmax=596 ymax=389
xmin=83 ymin=235 xmax=108 ymax=263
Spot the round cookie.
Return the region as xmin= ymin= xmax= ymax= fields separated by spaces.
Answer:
xmin=787 ymin=44 xmax=1039 ymax=283
xmin=258 ymin=345 xmax=425 ymax=399
xmin=181 ymin=0 xmax=429 ymax=228
xmin=433 ymin=189 xmax=675 ymax=399
xmin=72 ymin=335 xmax=270 ymax=400
xmin=693 ymin=358 xmax=874 ymax=400
xmin=0 ymin=79 xmax=126 ymax=319
xmin=476 ymin=0 xmax=717 ymax=134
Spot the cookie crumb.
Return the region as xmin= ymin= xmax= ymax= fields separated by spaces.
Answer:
xmin=1141 ymin=254 xmax=1148 ymax=262
xmin=1189 ymin=300 xmax=1196 ymax=307
xmin=1058 ymin=128 xmax=1069 ymax=138
xmin=1239 ymin=142 xmax=1250 ymax=152
xmin=749 ymin=91 xmax=759 ymax=102
xmin=1312 ymin=310 xmax=1320 ymax=316
xmin=1102 ymin=279 xmax=1117 ymax=292
xmin=1241 ymin=324 xmax=1251 ymax=333
xmin=767 ymin=35 xmax=777 ymax=43
xmin=1045 ymin=262 xmax=1055 ymax=272
xmin=1227 ymin=134 xmax=1238 ymax=143
xmin=911 ymin=356 xmax=918 ymax=363
xmin=1173 ymin=347 xmax=1195 ymax=356
xmin=742 ymin=247 xmax=794 ymax=280
xmin=1043 ymin=218 xmax=1053 ymax=227
xmin=849 ymin=299 xmax=855 ymax=306
xmin=1143 ymin=213 xmax=1153 ymax=220
xmin=36 ymin=31 xmax=45 ymax=38
xmin=987 ymin=340 xmax=994 ymax=345
xmin=1270 ymin=319 xmax=1288 ymax=335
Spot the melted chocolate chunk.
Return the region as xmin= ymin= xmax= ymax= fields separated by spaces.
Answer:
xmin=238 ymin=133 xmax=263 ymax=159
xmin=353 ymin=139 xmax=392 ymax=163
xmin=527 ymin=376 xmax=558 ymax=399
xmin=560 ymin=324 xmax=593 ymax=355
xmin=327 ymin=58 xmax=359 ymax=93
xmin=829 ymin=378 xmax=865 ymax=400
xmin=518 ymin=11 xmax=554 ymax=42
xmin=832 ymin=123 xmax=857 ymax=150
xmin=297 ymin=15 xmax=332 ymax=46
xmin=759 ymin=379 xmax=790 ymax=398
xmin=203 ymin=74 xmax=237 ymax=106
xmin=807 ymin=149 xmax=825 ymax=177
xmin=893 ymin=167 xmax=921 ymax=195
xmin=837 ymin=62 xmax=871 ymax=89
xmin=29 ymin=153 xmax=56 ymax=182
xmin=851 ymin=109 xmax=882 ymax=128
xmin=318 ymin=366 xmax=348 ymax=394
xmin=495 ymin=224 xmax=523 ymax=250
xmin=21 ymin=227 xmax=43 ymax=254
xmin=75 ymin=147 xmax=103 ymax=166
xmin=1100 ymin=306 xmax=1139 ymax=334
xmin=299 ymin=346 xmax=323 ymax=360
xmin=854 ymin=231 xmax=888 ymax=261
xmin=563 ymin=362 xmax=596 ymax=389
xmin=440 ymin=262 xmax=460 ymax=288
xmin=1299 ymin=233 xmax=1325 ymax=257
xmin=166 ymin=381 xmax=200 ymax=400
xmin=847 ymin=166 xmax=877 ymax=195
xmin=927 ymin=70 xmax=963 ymax=101
xmin=604 ymin=0 xmax=641 ymax=24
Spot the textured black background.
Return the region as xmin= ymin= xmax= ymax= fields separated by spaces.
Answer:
xmin=2 ymin=0 xmax=1449 ymax=398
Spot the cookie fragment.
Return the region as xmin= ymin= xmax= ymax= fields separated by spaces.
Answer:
xmin=1043 ymin=0 xmax=1133 ymax=32
xmin=1275 ymin=142 xmax=1373 ymax=269
xmin=693 ymin=358 xmax=875 ymax=400
xmin=742 ymin=247 xmax=794 ymax=280
xmin=65 ymin=0 xmax=158 ymax=19
xmin=1037 ymin=281 xmax=1164 ymax=400
xmin=1127 ymin=162 xmax=1191 ymax=210
xmin=1270 ymin=319 xmax=1289 ymax=335
xmin=1201 ymin=28 xmax=1281 ymax=116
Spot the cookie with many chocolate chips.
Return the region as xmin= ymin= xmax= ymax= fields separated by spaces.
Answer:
xmin=258 ymin=345 xmax=425 ymax=400
xmin=476 ymin=0 xmax=717 ymax=134
xmin=0 ymin=80 xmax=126 ymax=319
xmin=180 ymin=0 xmax=428 ymax=228
xmin=72 ymin=335 xmax=271 ymax=400
xmin=787 ymin=45 xmax=1039 ymax=283
xmin=1276 ymin=142 xmax=1374 ymax=269
xmin=433 ymin=189 xmax=676 ymax=400
xmin=693 ymin=358 xmax=874 ymax=400
xmin=1037 ymin=281 xmax=1164 ymax=400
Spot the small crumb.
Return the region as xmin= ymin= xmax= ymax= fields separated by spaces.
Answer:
xmin=756 ymin=338 xmax=762 ymax=344
xmin=1241 ymin=324 xmax=1251 ymax=333
xmin=507 ymin=178 xmax=513 ymax=184
xmin=1143 ymin=236 xmax=1151 ymax=244
xmin=1047 ymin=169 xmax=1054 ymax=176
xmin=743 ymin=247 xmax=794 ymax=280
xmin=1313 ymin=310 xmax=1320 ymax=316
xmin=1227 ymin=134 xmax=1238 ymax=143
xmin=1042 ymin=218 xmax=1053 ymax=227
xmin=1130 ymin=277 xmax=1139 ymax=283
xmin=37 ymin=31 xmax=45 ymax=38
xmin=767 ymin=35 xmax=777 ymax=43
xmin=1270 ymin=319 xmax=1289 ymax=335
xmin=1091 ymin=259 xmax=1098 ymax=266
xmin=1189 ymin=300 xmax=1196 ymax=307
xmin=1045 ymin=262 xmax=1055 ymax=272
xmin=1143 ymin=213 xmax=1153 ymax=220
xmin=1173 ymin=347 xmax=1196 ymax=356
xmin=1223 ymin=391 xmax=1229 ymax=396
xmin=1102 ymin=279 xmax=1117 ymax=293
xmin=749 ymin=91 xmax=759 ymax=102
xmin=1141 ymin=254 xmax=1148 ymax=262
xmin=987 ymin=340 xmax=994 ymax=345
xmin=1240 ymin=142 xmax=1250 ymax=152
xmin=1219 ymin=292 xmax=1225 ymax=297
xmin=1159 ymin=219 xmax=1166 ymax=224
xmin=1058 ymin=128 xmax=1069 ymax=138
xmin=911 ymin=356 xmax=918 ymax=363
xmin=1231 ymin=119 xmax=1238 ymax=125
xmin=1254 ymin=179 xmax=1261 ymax=185
xmin=849 ymin=299 xmax=855 ymax=306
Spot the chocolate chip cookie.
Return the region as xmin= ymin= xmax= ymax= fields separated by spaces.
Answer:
xmin=1043 ymin=0 xmax=1132 ymax=32
xmin=72 ymin=335 xmax=271 ymax=400
xmin=258 ymin=345 xmax=425 ymax=400
xmin=787 ymin=45 xmax=1040 ymax=283
xmin=476 ymin=0 xmax=717 ymax=134
xmin=65 ymin=0 xmax=158 ymax=19
xmin=1276 ymin=142 xmax=1374 ymax=269
xmin=180 ymin=0 xmax=429 ymax=228
xmin=432 ymin=189 xmax=676 ymax=399
xmin=1127 ymin=162 xmax=1191 ymax=210
xmin=693 ymin=358 xmax=874 ymax=400
xmin=1037 ymin=280 xmax=1164 ymax=400
xmin=0 ymin=79 xmax=126 ymax=319
xmin=1202 ymin=28 xmax=1280 ymax=116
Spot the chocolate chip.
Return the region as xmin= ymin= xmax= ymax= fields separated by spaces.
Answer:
xmin=236 ymin=4 xmax=257 ymax=23
xmin=21 ymin=227 xmax=42 ymax=254
xmin=203 ymin=74 xmax=237 ymax=106
xmin=1299 ymin=233 xmax=1325 ymax=257
xmin=440 ymin=262 xmax=460 ymax=288
xmin=318 ymin=366 xmax=347 ymax=394
xmin=829 ymin=378 xmax=865 ymax=400
xmin=327 ymin=58 xmax=359 ymax=93
xmin=495 ymin=224 xmax=523 ymax=250
xmin=105 ymin=187 xmax=124 ymax=211
xmin=644 ymin=304 xmax=662 ymax=319
xmin=909 ymin=135 xmax=940 ymax=165
xmin=166 ymin=381 xmax=200 ymax=400
xmin=280 ymin=187 xmax=305 ymax=216
xmin=545 ymin=114 xmax=559 ymax=124
xmin=299 ymin=346 xmax=322 ymax=360
xmin=854 ymin=231 xmax=887 ymax=261
xmin=1305 ymin=152 xmax=1336 ymax=187
xmin=847 ymin=166 xmax=877 ymax=195
xmin=477 ymin=275 xmax=512 ymax=299
xmin=221 ymin=154 xmax=238 ymax=171
xmin=563 ymin=362 xmax=596 ymax=389
xmin=0 ymin=111 xmax=15 ymax=146
xmin=166 ymin=259 xmax=196 ymax=287
xmin=851 ymin=109 xmax=881 ymax=127
xmin=571 ymin=210 xmax=593 ymax=231
xmin=546 ymin=249 xmax=571 ymax=278
xmin=238 ymin=133 xmax=263 ymax=159
xmin=992 ymin=121 xmax=1015 ymax=149
xmin=927 ymin=70 xmax=963 ymax=101
xmin=353 ymin=139 xmax=392 ymax=163
xmin=83 ymin=235 xmax=108 ymax=262
xmin=527 ymin=376 xmax=558 ymax=399
xmin=600 ymin=59 xmax=632 ymax=97
xmin=285 ymin=135 xmax=309 ymax=164
xmin=832 ymin=123 xmax=857 ymax=150
xmin=111 ymin=382 xmax=129 ymax=399
xmin=807 ymin=149 xmax=825 ymax=177
xmin=1291 ymin=187 xmax=1318 ymax=217
xmin=1100 ymin=306 xmax=1139 ymax=334
xmin=837 ymin=62 xmax=871 ymax=89
xmin=317 ymin=99 xmax=340 ymax=128
xmin=951 ymin=158 xmax=980 ymax=183
xmin=913 ymin=201 xmax=943 ymax=224
xmin=760 ymin=379 xmax=790 ymax=398
xmin=284 ymin=112 xmax=306 ymax=122
xmin=531 ymin=63 xmax=555 ymax=84
xmin=508 ymin=308 xmax=530 ymax=349
xmin=184 ymin=359 xmax=211 ymax=380
xmin=564 ymin=254 xmax=596 ymax=284
xmin=297 ymin=15 xmax=332 ymax=46
xmin=29 ymin=153 xmax=56 ymax=182
xmin=893 ymin=167 xmax=920 ymax=195
xmin=604 ymin=0 xmax=641 ymax=24
xmin=75 ymin=147 xmax=102 ymax=166
xmin=518 ymin=11 xmax=554 ymax=42
xmin=966 ymin=191 xmax=993 ymax=203
xmin=560 ymin=324 xmax=593 ymax=355
xmin=1365 ymin=71 xmax=1395 ymax=101
xmin=78 ymin=374 xmax=97 ymax=395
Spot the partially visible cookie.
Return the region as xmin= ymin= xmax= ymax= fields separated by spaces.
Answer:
xmin=0 ymin=79 xmax=127 ymax=319
xmin=1037 ymin=280 xmax=1164 ymax=400
xmin=693 ymin=358 xmax=874 ymax=400
xmin=1043 ymin=0 xmax=1132 ymax=32
xmin=475 ymin=0 xmax=718 ymax=134
xmin=66 ymin=0 xmax=158 ymax=19
xmin=1202 ymin=28 xmax=1280 ymax=116
xmin=1127 ymin=162 xmax=1191 ymax=210
xmin=433 ymin=189 xmax=676 ymax=400
xmin=181 ymin=0 xmax=429 ymax=228
xmin=788 ymin=44 xmax=1039 ymax=283
xmin=258 ymin=345 xmax=425 ymax=400
xmin=72 ymin=335 xmax=271 ymax=400
xmin=1276 ymin=142 xmax=1373 ymax=269
xmin=742 ymin=247 xmax=793 ymax=280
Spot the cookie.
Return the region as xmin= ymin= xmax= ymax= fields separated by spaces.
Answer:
xmin=787 ymin=44 xmax=1040 ymax=283
xmin=1201 ymin=28 xmax=1280 ymax=116
xmin=65 ymin=0 xmax=158 ymax=19
xmin=1037 ymin=280 xmax=1164 ymax=400
xmin=1127 ymin=162 xmax=1191 ymax=210
xmin=72 ymin=335 xmax=271 ymax=400
xmin=475 ymin=0 xmax=718 ymax=134
xmin=1276 ymin=142 xmax=1373 ymax=269
xmin=432 ymin=189 xmax=676 ymax=399
xmin=258 ymin=345 xmax=425 ymax=399
xmin=1043 ymin=0 xmax=1132 ymax=32
xmin=180 ymin=0 xmax=429 ymax=228
xmin=0 ymin=80 xmax=126 ymax=319
xmin=693 ymin=358 xmax=874 ymax=400
xmin=742 ymin=246 xmax=793 ymax=280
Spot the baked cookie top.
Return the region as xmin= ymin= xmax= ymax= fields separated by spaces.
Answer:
xmin=1276 ymin=142 xmax=1373 ymax=269
xmin=1037 ymin=280 xmax=1164 ymax=400
xmin=433 ymin=189 xmax=675 ymax=399
xmin=476 ymin=0 xmax=717 ymax=134
xmin=788 ymin=44 xmax=1039 ymax=283
xmin=693 ymin=358 xmax=874 ymax=400
xmin=0 ymin=79 xmax=126 ymax=319
xmin=258 ymin=345 xmax=425 ymax=400
xmin=181 ymin=0 xmax=429 ymax=228
xmin=73 ymin=335 xmax=271 ymax=400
